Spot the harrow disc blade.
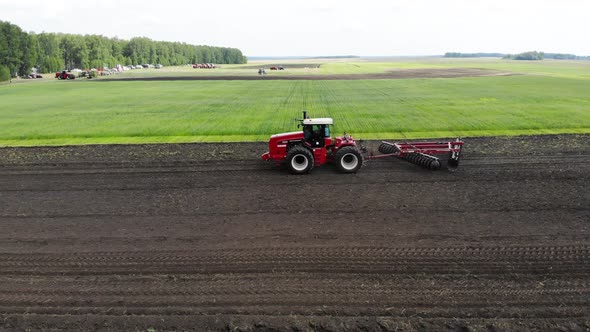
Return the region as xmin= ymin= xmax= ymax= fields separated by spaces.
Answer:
xmin=378 ymin=142 xmax=398 ymax=155
xmin=402 ymin=153 xmax=441 ymax=170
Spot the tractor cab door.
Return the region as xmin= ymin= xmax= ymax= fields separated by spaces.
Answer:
xmin=322 ymin=125 xmax=332 ymax=147
xmin=304 ymin=124 xmax=329 ymax=148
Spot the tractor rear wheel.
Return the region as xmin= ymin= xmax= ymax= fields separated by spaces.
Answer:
xmin=286 ymin=146 xmax=314 ymax=174
xmin=335 ymin=146 xmax=363 ymax=173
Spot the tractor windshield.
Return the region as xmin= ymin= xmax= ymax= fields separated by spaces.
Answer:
xmin=304 ymin=124 xmax=330 ymax=147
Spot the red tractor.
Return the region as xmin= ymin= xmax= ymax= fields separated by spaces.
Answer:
xmin=262 ymin=111 xmax=464 ymax=174
xmin=55 ymin=70 xmax=76 ymax=80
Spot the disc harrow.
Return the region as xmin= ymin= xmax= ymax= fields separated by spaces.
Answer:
xmin=367 ymin=138 xmax=464 ymax=171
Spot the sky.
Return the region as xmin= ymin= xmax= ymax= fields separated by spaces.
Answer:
xmin=1 ymin=0 xmax=589 ymax=57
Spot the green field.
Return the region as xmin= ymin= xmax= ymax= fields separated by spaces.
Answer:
xmin=0 ymin=58 xmax=589 ymax=146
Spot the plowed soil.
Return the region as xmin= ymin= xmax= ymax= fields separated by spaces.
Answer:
xmin=0 ymin=135 xmax=589 ymax=331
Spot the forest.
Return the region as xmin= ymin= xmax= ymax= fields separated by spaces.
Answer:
xmin=0 ymin=20 xmax=247 ymax=79
xmin=445 ymin=51 xmax=590 ymax=60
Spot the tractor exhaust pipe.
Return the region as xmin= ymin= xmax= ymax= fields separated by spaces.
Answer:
xmin=296 ymin=110 xmax=309 ymax=126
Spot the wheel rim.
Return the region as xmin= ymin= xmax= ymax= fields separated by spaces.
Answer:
xmin=341 ymin=153 xmax=358 ymax=170
xmin=291 ymin=154 xmax=309 ymax=171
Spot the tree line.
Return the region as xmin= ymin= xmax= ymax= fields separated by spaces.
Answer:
xmin=446 ymin=51 xmax=589 ymax=61
xmin=505 ymin=51 xmax=590 ymax=60
xmin=541 ymin=53 xmax=590 ymax=60
xmin=444 ymin=52 xmax=505 ymax=58
xmin=502 ymin=51 xmax=544 ymax=60
xmin=0 ymin=20 xmax=247 ymax=79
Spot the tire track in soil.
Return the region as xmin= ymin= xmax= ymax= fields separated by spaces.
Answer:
xmin=0 ymin=153 xmax=587 ymax=193
xmin=0 ymin=271 xmax=589 ymax=318
xmin=0 ymin=246 xmax=588 ymax=276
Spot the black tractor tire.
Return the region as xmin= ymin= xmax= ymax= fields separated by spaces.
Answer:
xmin=286 ymin=146 xmax=314 ymax=175
xmin=335 ymin=146 xmax=363 ymax=173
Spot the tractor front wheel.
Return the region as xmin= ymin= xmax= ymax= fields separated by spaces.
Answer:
xmin=286 ymin=146 xmax=314 ymax=175
xmin=335 ymin=146 xmax=363 ymax=173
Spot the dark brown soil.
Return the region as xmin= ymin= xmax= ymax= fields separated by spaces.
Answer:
xmin=0 ymin=135 xmax=589 ymax=331
xmin=101 ymin=68 xmax=513 ymax=81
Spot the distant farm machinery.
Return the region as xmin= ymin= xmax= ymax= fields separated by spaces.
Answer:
xmin=193 ymin=63 xmax=216 ymax=69
xmin=262 ymin=111 xmax=464 ymax=174
xmin=55 ymin=70 xmax=76 ymax=80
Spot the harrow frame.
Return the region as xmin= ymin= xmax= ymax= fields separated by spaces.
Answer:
xmin=365 ymin=138 xmax=464 ymax=170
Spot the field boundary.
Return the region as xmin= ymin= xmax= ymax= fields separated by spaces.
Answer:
xmin=1 ymin=129 xmax=589 ymax=147
xmin=99 ymin=68 xmax=514 ymax=81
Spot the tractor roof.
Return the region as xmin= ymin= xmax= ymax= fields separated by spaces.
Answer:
xmin=302 ymin=118 xmax=333 ymax=125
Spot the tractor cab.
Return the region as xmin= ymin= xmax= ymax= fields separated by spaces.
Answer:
xmin=301 ymin=117 xmax=332 ymax=148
